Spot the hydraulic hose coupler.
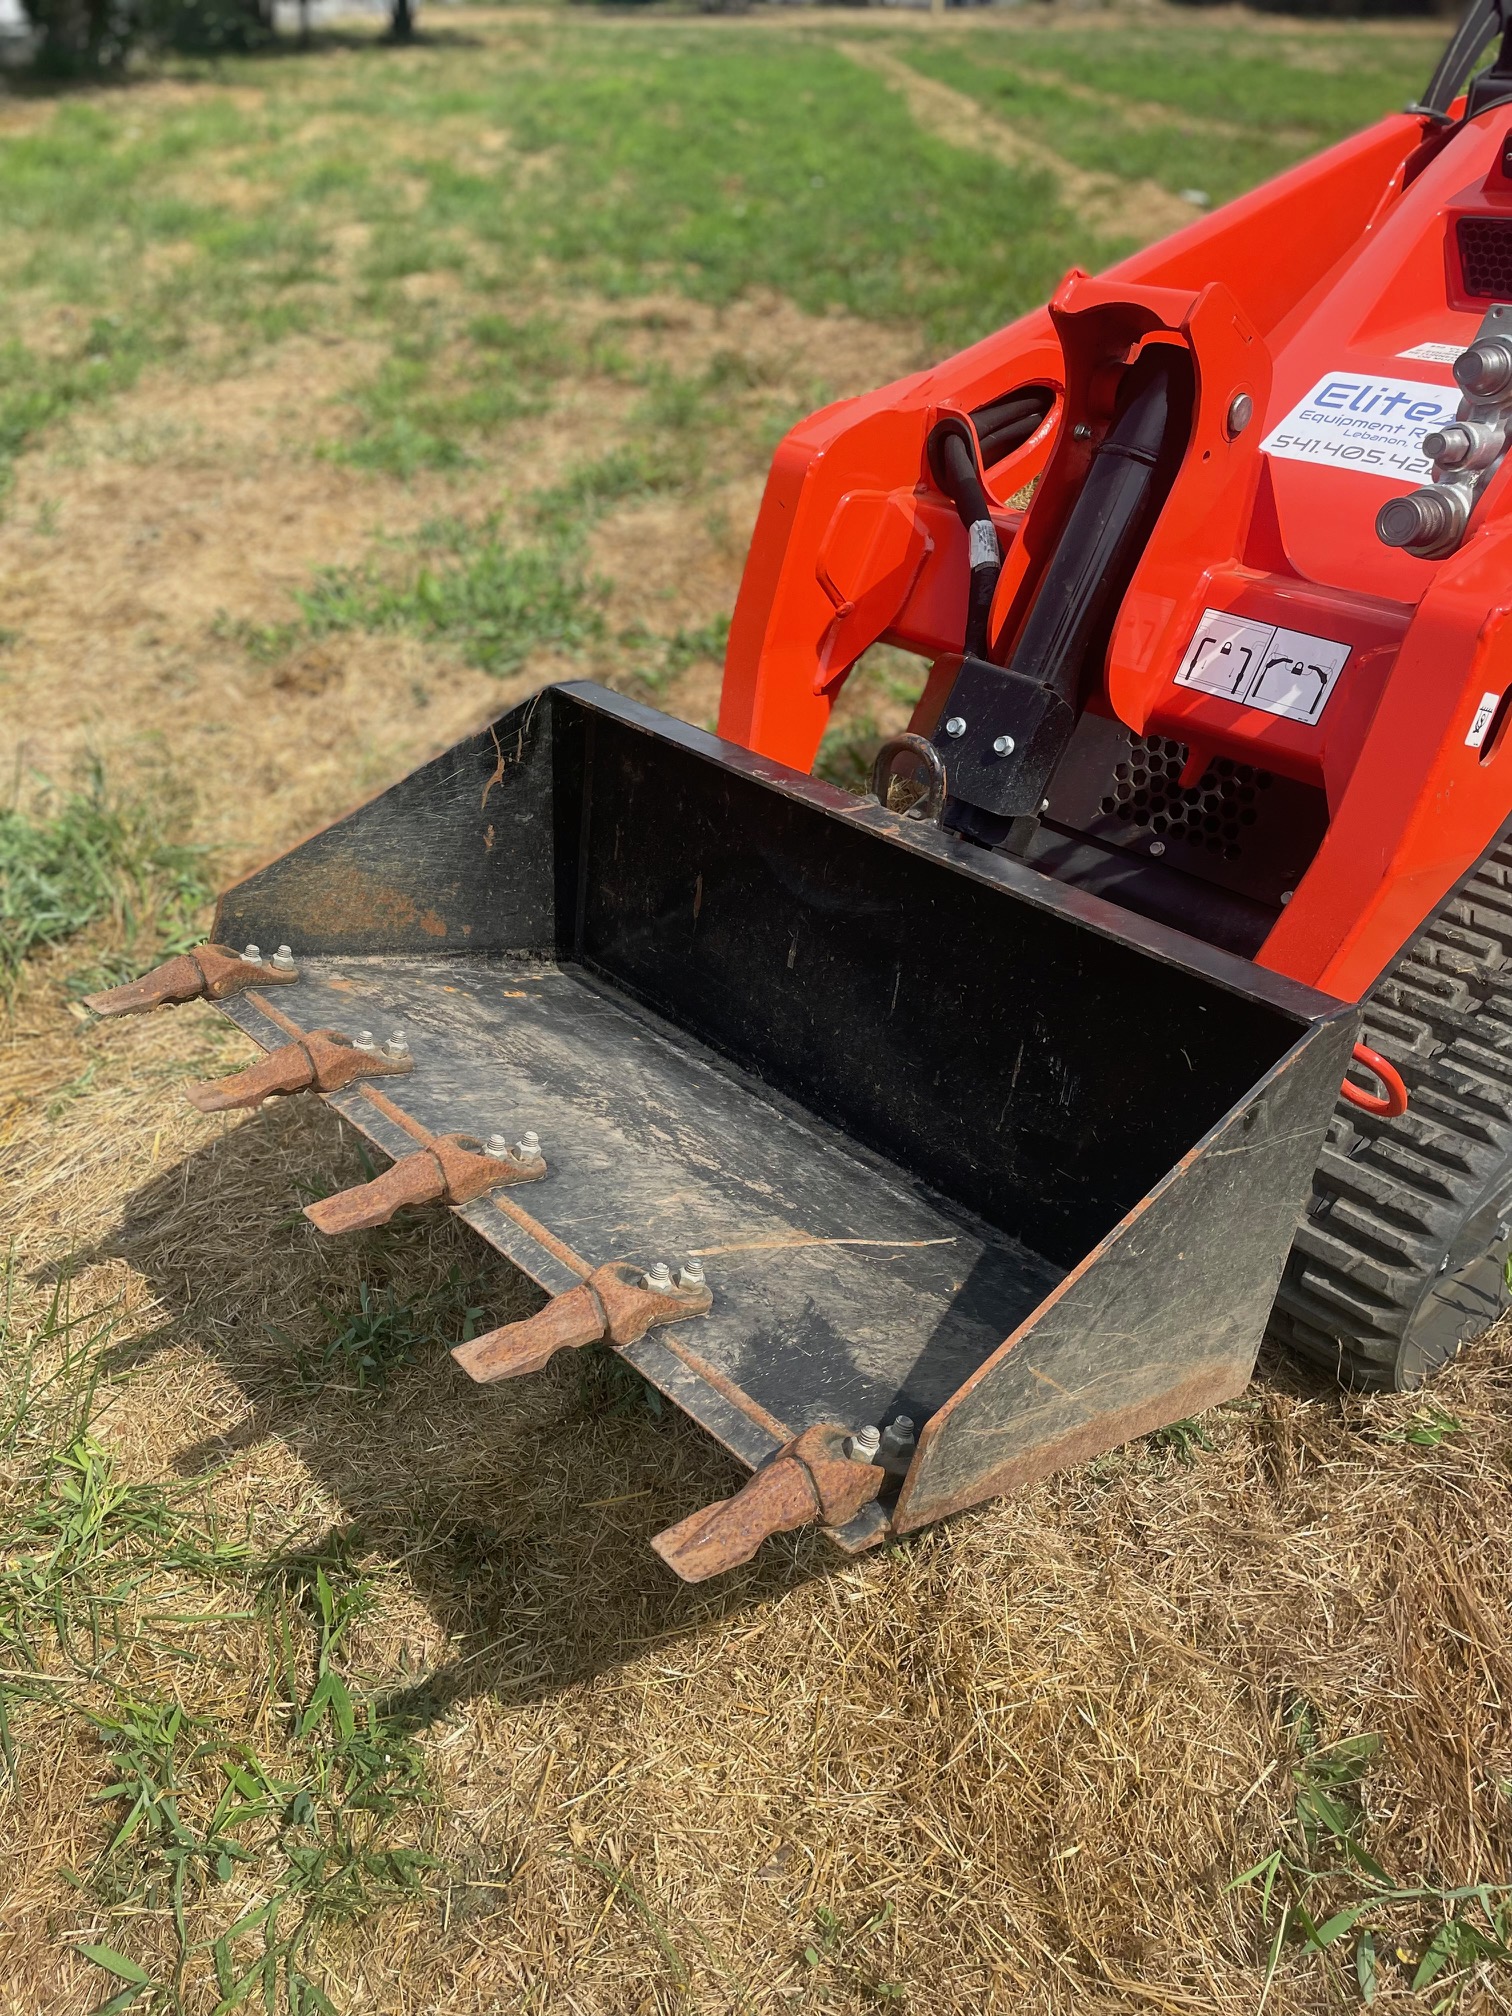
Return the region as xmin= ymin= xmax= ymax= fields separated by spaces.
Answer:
xmin=1376 ymin=483 xmax=1470 ymax=560
xmin=1455 ymin=335 xmax=1512 ymax=401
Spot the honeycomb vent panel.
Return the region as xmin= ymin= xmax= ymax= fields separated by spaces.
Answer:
xmin=1457 ymin=216 xmax=1512 ymax=300
xmin=1095 ymin=735 xmax=1269 ymax=863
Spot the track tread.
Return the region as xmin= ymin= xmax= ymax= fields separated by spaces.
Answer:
xmin=1272 ymin=836 xmax=1512 ymax=1388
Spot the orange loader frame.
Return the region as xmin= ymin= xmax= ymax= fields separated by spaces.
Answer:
xmin=718 ymin=93 xmax=1512 ymax=1007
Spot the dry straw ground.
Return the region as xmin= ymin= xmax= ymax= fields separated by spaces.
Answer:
xmin=2 ymin=6 xmax=1510 ymax=2013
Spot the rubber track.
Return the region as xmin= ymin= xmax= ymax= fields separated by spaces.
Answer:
xmin=1270 ymin=833 xmax=1512 ymax=1387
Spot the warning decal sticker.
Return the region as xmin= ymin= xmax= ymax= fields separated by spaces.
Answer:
xmin=1466 ymin=690 xmax=1501 ymax=749
xmin=1175 ymin=610 xmax=1351 ymax=725
xmin=1260 ymin=372 xmax=1460 ymax=482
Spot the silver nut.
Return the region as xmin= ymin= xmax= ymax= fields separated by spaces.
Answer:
xmin=677 ymin=1259 xmax=706 ymax=1290
xmin=1226 ymin=392 xmax=1253 ymax=439
xmin=484 ymin=1133 xmax=512 ymax=1159
xmin=845 ymin=1424 xmax=882 ymax=1464
xmin=1424 ymin=424 xmax=1471 ymax=467
xmin=992 ymin=735 xmax=1015 ymax=757
xmin=944 ymin=716 xmax=967 ymax=739
xmin=516 ymin=1130 xmax=541 ymax=1160
xmin=880 ymin=1416 xmax=916 ymax=1459
xmin=385 ymin=1031 xmax=410 ymax=1058
xmin=1149 ymin=840 xmax=1166 ymax=857
xmin=645 ymin=1262 xmax=674 ymax=1293
xmin=271 ymin=944 xmax=295 ymax=971
xmin=353 ymin=1028 xmax=376 ymax=1049
xmin=242 ymin=944 xmax=262 ymax=963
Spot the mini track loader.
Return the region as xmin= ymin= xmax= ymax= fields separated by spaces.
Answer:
xmin=89 ymin=3 xmax=1512 ymax=1579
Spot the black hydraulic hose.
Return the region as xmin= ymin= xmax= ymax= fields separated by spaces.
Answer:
xmin=928 ymin=418 xmax=1000 ymax=658
xmin=972 ymin=389 xmax=1054 ymax=468
xmin=1006 ymin=345 xmax=1192 ymax=707
xmin=927 ymin=390 xmax=1055 ymax=659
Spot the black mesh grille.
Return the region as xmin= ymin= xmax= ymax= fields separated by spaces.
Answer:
xmin=1457 ymin=215 xmax=1512 ymax=299
xmin=1096 ymin=734 xmax=1270 ymax=863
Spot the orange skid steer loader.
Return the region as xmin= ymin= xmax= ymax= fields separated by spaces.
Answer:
xmin=90 ymin=2 xmax=1512 ymax=1579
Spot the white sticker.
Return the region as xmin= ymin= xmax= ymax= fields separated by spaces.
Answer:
xmin=1175 ymin=609 xmax=1351 ymax=725
xmin=1466 ymin=689 xmax=1502 ymax=749
xmin=1260 ymin=372 xmax=1461 ymax=482
xmin=1399 ymin=341 xmax=1465 ymax=366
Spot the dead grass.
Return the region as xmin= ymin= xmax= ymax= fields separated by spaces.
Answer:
xmin=3 ymin=9 xmax=1511 ymax=2013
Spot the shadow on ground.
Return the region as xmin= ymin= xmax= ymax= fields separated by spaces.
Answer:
xmin=53 ymin=1093 xmax=803 ymax=1731
xmin=45 ymin=1081 xmax=1345 ymax=1733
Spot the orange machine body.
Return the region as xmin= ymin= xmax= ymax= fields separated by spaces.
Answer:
xmin=717 ymin=99 xmax=1512 ymax=1004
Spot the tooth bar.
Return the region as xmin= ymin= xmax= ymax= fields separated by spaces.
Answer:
xmin=650 ymin=1424 xmax=884 ymax=1584
xmin=452 ymin=1260 xmax=712 ymax=1384
xmin=305 ymin=1131 xmax=547 ymax=1235
xmin=186 ymin=1028 xmax=413 ymax=1114
xmin=83 ymin=943 xmax=298 ymax=1018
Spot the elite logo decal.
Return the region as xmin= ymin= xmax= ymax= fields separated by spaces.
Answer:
xmin=1260 ymin=372 xmax=1460 ymax=482
xmin=1175 ymin=610 xmax=1351 ymax=724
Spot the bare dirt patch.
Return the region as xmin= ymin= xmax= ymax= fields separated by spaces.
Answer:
xmin=839 ymin=41 xmax=1202 ymax=245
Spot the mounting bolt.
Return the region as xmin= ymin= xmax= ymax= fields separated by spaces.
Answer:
xmin=677 ymin=1259 xmax=706 ymax=1290
xmin=1226 ymin=392 xmax=1254 ymax=439
xmin=944 ymin=716 xmax=967 ymax=738
xmin=385 ymin=1031 xmax=410 ymax=1058
xmin=1280 ymin=890 xmax=1294 ymax=905
xmin=645 ymin=1262 xmax=674 ymax=1293
xmin=1072 ymin=422 xmax=1093 ymax=441
xmin=242 ymin=944 xmax=262 ymax=963
xmin=353 ymin=1028 xmax=376 ymax=1049
xmin=992 ymin=735 xmax=1016 ymax=757
xmin=484 ymin=1133 xmax=512 ymax=1159
xmin=516 ymin=1130 xmax=541 ymax=1160
xmin=880 ymin=1415 xmax=916 ymax=1460
xmin=271 ymin=944 xmax=295 ymax=971
xmin=1149 ymin=840 xmax=1166 ymax=857
xmin=845 ymin=1424 xmax=882 ymax=1464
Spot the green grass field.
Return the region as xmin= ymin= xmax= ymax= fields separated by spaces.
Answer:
xmin=6 ymin=9 xmax=1512 ymax=2015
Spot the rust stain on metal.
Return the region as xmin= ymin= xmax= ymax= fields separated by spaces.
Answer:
xmin=305 ymin=1131 xmax=546 ymax=1235
xmin=253 ymin=995 xmax=310 ymax=1041
xmin=83 ymin=944 xmax=299 ymax=1018
xmin=893 ymin=1360 xmax=1245 ymax=1533
xmin=479 ymin=700 xmax=539 ymax=812
xmin=452 ymin=1261 xmax=712 ymax=1384
xmin=649 ymin=1330 xmax=793 ymax=1445
xmin=650 ymin=1423 xmax=884 ymax=1583
xmin=230 ymin=856 xmax=451 ymax=948
xmin=186 ymin=1029 xmax=414 ymax=1114
xmin=481 ymin=1188 xmax=595 ymax=1282
xmin=357 ymin=1082 xmax=444 ymax=1149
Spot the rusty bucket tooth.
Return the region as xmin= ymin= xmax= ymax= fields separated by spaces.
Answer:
xmin=82 ymin=942 xmax=299 ymax=1019
xmin=186 ymin=1027 xmax=413 ymax=1115
xmin=452 ymin=1258 xmax=712 ymax=1385
xmin=650 ymin=1424 xmax=885 ymax=1584
xmin=305 ymin=1131 xmax=547 ymax=1235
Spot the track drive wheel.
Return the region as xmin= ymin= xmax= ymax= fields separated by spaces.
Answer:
xmin=1271 ymin=839 xmax=1512 ymax=1391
